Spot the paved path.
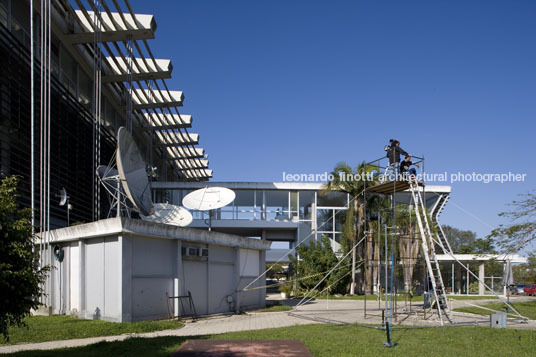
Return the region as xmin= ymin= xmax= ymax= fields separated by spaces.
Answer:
xmin=1 ymin=296 xmax=534 ymax=354
xmin=0 ymin=312 xmax=317 ymax=354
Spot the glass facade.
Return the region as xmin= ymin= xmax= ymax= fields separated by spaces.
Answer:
xmin=154 ymin=187 xmax=349 ymax=251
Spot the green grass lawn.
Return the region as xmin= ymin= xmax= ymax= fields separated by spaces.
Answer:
xmin=1 ymin=315 xmax=183 ymax=345
xmin=454 ymin=300 xmax=536 ymax=320
xmin=7 ymin=324 xmax=536 ymax=356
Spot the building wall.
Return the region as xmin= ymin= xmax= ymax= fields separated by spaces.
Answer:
xmin=48 ymin=223 xmax=268 ymax=322
xmin=130 ymin=236 xmax=175 ymax=321
xmin=82 ymin=236 xmax=122 ymax=321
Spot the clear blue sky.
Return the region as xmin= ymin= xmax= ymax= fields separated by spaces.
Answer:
xmin=130 ymin=0 xmax=535 ymax=249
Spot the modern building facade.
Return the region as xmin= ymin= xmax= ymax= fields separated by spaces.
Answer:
xmin=0 ymin=0 xmax=211 ymax=229
xmin=152 ymin=181 xmax=453 ymax=261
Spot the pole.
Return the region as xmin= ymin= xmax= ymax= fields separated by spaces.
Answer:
xmin=30 ymin=0 xmax=35 ymax=238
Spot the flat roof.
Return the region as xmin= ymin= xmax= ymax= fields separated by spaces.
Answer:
xmin=43 ymin=217 xmax=271 ymax=251
xmin=436 ymin=254 xmax=527 ymax=263
xmin=152 ymin=181 xmax=452 ymax=193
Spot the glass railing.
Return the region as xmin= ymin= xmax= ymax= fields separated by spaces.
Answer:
xmin=190 ymin=208 xmax=301 ymax=222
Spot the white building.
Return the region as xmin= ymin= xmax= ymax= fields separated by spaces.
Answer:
xmin=44 ymin=218 xmax=269 ymax=322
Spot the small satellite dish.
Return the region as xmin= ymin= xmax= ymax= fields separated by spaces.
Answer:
xmin=116 ymin=127 xmax=154 ymax=216
xmin=58 ymin=187 xmax=68 ymax=206
xmin=182 ymin=187 xmax=235 ymax=211
xmin=140 ymin=203 xmax=193 ymax=227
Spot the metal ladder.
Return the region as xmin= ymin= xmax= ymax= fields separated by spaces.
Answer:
xmin=409 ymin=179 xmax=452 ymax=324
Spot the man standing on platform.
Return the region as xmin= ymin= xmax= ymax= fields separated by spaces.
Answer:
xmin=385 ymin=139 xmax=409 ymax=180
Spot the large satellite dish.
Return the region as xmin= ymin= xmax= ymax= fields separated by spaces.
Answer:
xmin=116 ymin=127 xmax=154 ymax=216
xmin=140 ymin=203 xmax=193 ymax=227
xmin=182 ymin=187 xmax=236 ymax=211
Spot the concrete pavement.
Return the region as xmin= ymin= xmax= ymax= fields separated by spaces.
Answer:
xmin=1 ymin=295 xmax=534 ymax=354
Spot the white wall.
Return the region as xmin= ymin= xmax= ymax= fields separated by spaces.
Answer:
xmin=84 ymin=236 xmax=121 ymax=321
xmin=70 ymin=242 xmax=79 ymax=312
xmin=130 ymin=237 xmax=175 ymax=320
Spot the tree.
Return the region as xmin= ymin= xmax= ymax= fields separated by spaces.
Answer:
xmin=266 ymin=263 xmax=285 ymax=280
xmin=443 ymin=225 xmax=496 ymax=254
xmin=322 ymin=162 xmax=379 ymax=294
xmin=0 ymin=176 xmax=46 ymax=340
xmin=512 ymin=254 xmax=536 ymax=284
xmin=489 ymin=192 xmax=536 ymax=252
xmin=289 ymin=236 xmax=350 ymax=295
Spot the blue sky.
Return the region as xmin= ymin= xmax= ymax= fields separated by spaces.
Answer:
xmin=130 ymin=0 xmax=535 ymax=249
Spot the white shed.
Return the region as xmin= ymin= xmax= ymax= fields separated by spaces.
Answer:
xmin=41 ymin=217 xmax=269 ymax=322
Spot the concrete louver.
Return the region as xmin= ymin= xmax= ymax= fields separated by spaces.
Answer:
xmin=132 ymin=89 xmax=183 ymax=109
xmin=67 ymin=11 xmax=156 ymax=44
xmin=166 ymin=147 xmax=205 ymax=159
xmin=142 ymin=112 xmax=192 ymax=130
xmin=173 ymin=159 xmax=209 ymax=169
xmin=179 ymin=168 xmax=213 ymax=179
xmin=102 ymin=57 xmax=172 ymax=83
xmin=156 ymin=131 xmax=199 ymax=146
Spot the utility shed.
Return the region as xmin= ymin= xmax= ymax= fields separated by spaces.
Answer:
xmin=42 ymin=217 xmax=270 ymax=322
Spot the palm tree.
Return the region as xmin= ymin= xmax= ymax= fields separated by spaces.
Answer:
xmin=322 ymin=161 xmax=379 ymax=295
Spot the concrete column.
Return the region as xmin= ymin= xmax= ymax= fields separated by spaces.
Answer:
xmin=120 ymin=235 xmax=132 ymax=322
xmin=78 ymin=240 xmax=86 ymax=317
xmin=478 ymin=263 xmax=485 ymax=295
xmin=455 ymin=264 xmax=462 ymax=294
xmin=234 ymin=247 xmax=241 ymax=313
xmin=503 ymin=262 xmax=507 ymax=297
xmin=259 ymin=250 xmax=266 ymax=308
xmin=175 ymin=240 xmax=183 ymax=317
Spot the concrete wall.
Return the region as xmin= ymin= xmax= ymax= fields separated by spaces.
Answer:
xmin=130 ymin=236 xmax=175 ymax=321
xmin=82 ymin=236 xmax=122 ymax=321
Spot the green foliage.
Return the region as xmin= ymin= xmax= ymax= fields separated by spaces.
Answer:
xmin=0 ymin=176 xmax=47 ymax=340
xmin=278 ymin=282 xmax=292 ymax=295
xmin=489 ymin=192 xmax=536 ymax=252
xmin=443 ymin=225 xmax=496 ymax=254
xmin=340 ymin=203 xmax=355 ymax=253
xmin=266 ymin=263 xmax=285 ymax=280
xmin=513 ymin=253 xmax=536 ymax=284
xmin=289 ymin=236 xmax=350 ymax=295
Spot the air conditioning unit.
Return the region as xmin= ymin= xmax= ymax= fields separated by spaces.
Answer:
xmin=185 ymin=247 xmax=198 ymax=256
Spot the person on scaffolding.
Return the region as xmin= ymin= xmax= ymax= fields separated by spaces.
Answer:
xmin=400 ymin=155 xmax=419 ymax=180
xmin=385 ymin=139 xmax=409 ymax=180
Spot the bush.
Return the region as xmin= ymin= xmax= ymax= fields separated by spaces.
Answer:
xmin=0 ymin=176 xmax=47 ymax=340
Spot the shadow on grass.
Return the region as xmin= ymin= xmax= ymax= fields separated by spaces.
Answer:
xmin=9 ymin=336 xmax=194 ymax=357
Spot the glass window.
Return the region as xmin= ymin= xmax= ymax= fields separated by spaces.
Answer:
xmin=60 ymin=48 xmax=78 ymax=97
xmin=316 ymin=209 xmax=333 ymax=232
xmin=0 ymin=0 xmax=8 ymax=27
xmin=255 ymin=190 xmax=263 ymax=219
xmin=233 ymin=190 xmax=254 ymax=220
xmin=299 ymin=191 xmax=314 ymax=220
xmin=78 ymin=70 xmax=92 ymax=109
xmin=317 ymin=191 xmax=347 ymax=207
xmin=265 ymin=190 xmax=289 ymax=221
xmin=290 ymin=191 xmax=298 ymax=220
